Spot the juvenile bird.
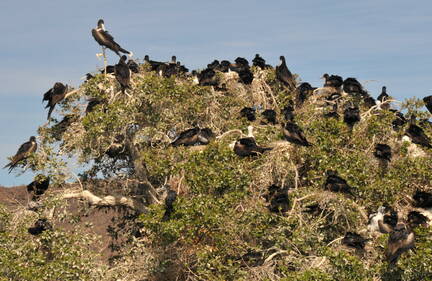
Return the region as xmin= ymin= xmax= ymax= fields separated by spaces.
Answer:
xmin=162 ymin=190 xmax=177 ymax=221
xmin=342 ymin=232 xmax=368 ymax=250
xmin=3 ymin=136 xmax=37 ymax=173
xmin=43 ymin=82 xmax=68 ymax=120
xmin=115 ymin=55 xmax=131 ymax=93
xmin=282 ymin=121 xmax=311 ymax=146
xmin=27 ymin=175 xmax=50 ymax=201
xmin=323 ymin=170 xmax=353 ymax=195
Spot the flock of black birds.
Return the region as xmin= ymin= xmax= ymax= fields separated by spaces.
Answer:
xmin=2 ymin=19 xmax=432 ymax=265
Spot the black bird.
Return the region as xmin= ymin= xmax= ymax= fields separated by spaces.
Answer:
xmin=171 ymin=128 xmax=214 ymax=147
xmin=85 ymin=97 xmax=106 ymax=114
xmin=342 ymin=232 xmax=368 ymax=250
xmin=374 ymin=144 xmax=392 ymax=161
xmin=386 ymin=223 xmax=415 ymax=264
xmin=322 ymin=74 xmax=343 ymax=89
xmin=423 ymin=95 xmax=432 ymax=114
xmin=233 ymin=137 xmax=271 ymax=157
xmin=115 ymin=55 xmax=131 ymax=93
xmin=42 ymin=82 xmax=68 ymax=120
xmin=296 ymin=82 xmax=314 ymax=105
xmin=282 ymin=122 xmax=311 ymax=146
xmin=207 ymin=60 xmax=220 ymax=69
xmin=27 ymin=175 xmax=50 ymax=201
xmin=383 ymin=208 xmax=398 ymax=229
xmin=391 ymin=111 xmax=407 ymax=131
xmin=412 ymin=190 xmax=432 ymax=209
xmin=261 ymin=109 xmax=277 ymax=125
xmin=252 ymin=54 xmax=270 ymax=69
xmin=162 ymin=189 xmax=177 ymax=221
xmin=326 ymin=92 xmax=342 ymax=101
xmin=405 ymin=123 xmax=432 ymax=148
xmin=4 ymin=136 xmax=37 ymax=173
xmin=91 ymin=19 xmax=131 ymax=57
xmin=230 ymin=58 xmax=253 ymax=84
xmin=50 ymin=114 xmax=79 ymax=141
xmin=324 ymin=104 xmax=340 ymax=119
xmin=282 ymin=103 xmax=295 ymax=121
xmin=240 ymin=107 xmax=256 ymax=121
xmin=343 ymin=78 xmax=364 ymax=95
xmin=198 ymin=68 xmax=217 ymax=86
xmin=144 ymin=55 xmax=164 ymax=71
xmin=343 ymin=105 xmax=361 ymax=129
xmin=216 ymin=60 xmax=231 ymax=73
xmin=363 ymin=94 xmax=377 ymax=108
xmin=323 ymin=170 xmax=353 ymax=195
xmin=28 ymin=218 xmax=53 ymax=236
xmin=265 ymin=184 xmax=289 ymax=213
xmin=98 ymin=65 xmax=115 ymax=74
xmin=407 ymin=211 xmax=429 ymax=227
xmin=127 ymin=59 xmax=140 ymax=73
xmin=276 ymin=56 xmax=294 ymax=87
xmin=377 ymin=86 xmax=390 ymax=109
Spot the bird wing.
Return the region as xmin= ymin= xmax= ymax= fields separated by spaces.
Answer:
xmin=42 ymin=88 xmax=52 ymax=102
xmin=15 ymin=141 xmax=34 ymax=156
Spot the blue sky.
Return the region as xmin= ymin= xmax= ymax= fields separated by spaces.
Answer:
xmin=1 ymin=0 xmax=431 ymax=186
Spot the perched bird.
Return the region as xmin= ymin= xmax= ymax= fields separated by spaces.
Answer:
xmin=265 ymin=184 xmax=289 ymax=213
xmin=261 ymin=109 xmax=277 ymax=125
xmin=324 ymin=104 xmax=340 ymax=119
xmin=363 ymin=94 xmax=377 ymax=108
xmin=234 ymin=137 xmax=271 ymax=157
xmin=276 ymin=56 xmax=294 ymax=87
xmin=322 ymin=74 xmax=343 ymax=89
xmin=391 ymin=111 xmax=407 ymax=131
xmin=171 ymin=128 xmax=214 ymax=147
xmin=207 ymin=60 xmax=220 ymax=69
xmin=3 ymin=136 xmax=37 ymax=173
xmin=282 ymin=103 xmax=295 ymax=121
xmin=385 ymin=223 xmax=415 ymax=264
xmin=240 ymin=107 xmax=256 ymax=121
xmin=374 ymin=143 xmax=392 ymax=172
xmin=296 ymin=82 xmax=314 ymax=105
xmin=423 ymin=95 xmax=432 ymax=114
xmin=91 ymin=19 xmax=131 ymax=57
xmin=407 ymin=211 xmax=429 ymax=228
xmin=323 ymin=170 xmax=353 ymax=195
xmin=282 ymin=121 xmax=311 ymax=146
xmin=28 ymin=218 xmax=53 ymax=236
xmin=216 ymin=60 xmax=231 ymax=73
xmin=252 ymin=54 xmax=270 ymax=69
xmin=85 ymin=97 xmax=106 ymax=114
xmin=27 ymin=175 xmax=50 ymax=201
xmin=412 ymin=190 xmax=432 ymax=209
xmin=115 ymin=55 xmax=131 ymax=93
xmin=42 ymin=82 xmax=68 ymax=120
xmin=230 ymin=57 xmax=253 ymax=84
xmin=127 ymin=59 xmax=140 ymax=73
xmin=343 ymin=78 xmax=364 ymax=95
xmin=162 ymin=189 xmax=177 ymax=221
xmin=342 ymin=232 xmax=368 ymax=250
xmin=144 ymin=55 xmax=164 ymax=71
xmin=405 ymin=123 xmax=432 ymax=148
xmin=50 ymin=114 xmax=78 ymax=141
xmin=343 ymin=105 xmax=361 ymax=129
xmin=368 ymin=206 xmax=386 ymax=233
xmin=383 ymin=207 xmax=398 ymax=229
xmin=377 ymin=86 xmax=390 ymax=110
xmin=198 ymin=68 xmax=217 ymax=86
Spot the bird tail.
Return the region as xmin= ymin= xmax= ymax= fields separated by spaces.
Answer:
xmin=119 ymin=47 xmax=131 ymax=55
xmin=162 ymin=207 xmax=173 ymax=221
xmin=47 ymin=106 xmax=55 ymax=120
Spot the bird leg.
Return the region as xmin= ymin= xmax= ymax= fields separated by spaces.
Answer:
xmin=103 ymin=47 xmax=107 ymax=75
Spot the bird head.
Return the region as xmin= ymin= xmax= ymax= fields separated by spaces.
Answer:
xmin=171 ymin=56 xmax=177 ymax=63
xmin=97 ymin=19 xmax=105 ymax=30
xmin=120 ymin=55 xmax=127 ymax=62
xmin=29 ymin=136 xmax=36 ymax=142
xmin=322 ymin=73 xmax=329 ymax=80
xmin=279 ymin=56 xmax=285 ymax=64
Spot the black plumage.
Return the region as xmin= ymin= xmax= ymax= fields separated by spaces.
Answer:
xmin=383 ymin=208 xmax=398 ymax=229
xmin=171 ymin=128 xmax=214 ymax=147
xmin=28 ymin=218 xmax=53 ymax=236
xmin=99 ymin=65 xmax=115 ymax=74
xmin=162 ymin=190 xmax=177 ymax=221
xmin=265 ymin=184 xmax=289 ymax=213
xmin=407 ymin=211 xmax=429 ymax=227
xmin=343 ymin=78 xmax=364 ymax=95
xmin=115 ymin=55 xmax=131 ymax=92
xmin=230 ymin=58 xmax=253 ymax=84
xmin=240 ymin=107 xmax=256 ymax=121
xmin=50 ymin=114 xmax=79 ymax=141
xmin=374 ymin=144 xmax=392 ymax=161
xmin=27 ymin=175 xmax=50 ymax=201
xmin=405 ymin=123 xmax=432 ymax=148
xmin=322 ymin=74 xmax=343 ymax=89
xmin=342 ymin=232 xmax=368 ymax=250
xmin=377 ymin=86 xmax=390 ymax=110
xmin=198 ymin=68 xmax=217 ymax=86
xmin=252 ymin=54 xmax=270 ymax=69
xmin=423 ymin=95 xmax=432 ymax=114
xmin=391 ymin=111 xmax=407 ymax=131
xmin=261 ymin=109 xmax=277 ymax=125
xmin=324 ymin=104 xmax=340 ymax=119
xmin=86 ymin=98 xmax=106 ymax=114
xmin=127 ymin=59 xmax=140 ymax=73
xmin=216 ymin=60 xmax=231 ymax=73
xmin=276 ymin=56 xmax=294 ymax=87
xmin=363 ymin=95 xmax=376 ymax=108
xmin=386 ymin=223 xmax=415 ymax=264
xmin=42 ymin=82 xmax=68 ymax=120
xmin=207 ymin=60 xmax=220 ymax=69
xmin=144 ymin=55 xmax=164 ymax=71
xmin=343 ymin=105 xmax=361 ymax=129
xmin=3 ymin=136 xmax=37 ymax=173
xmin=282 ymin=122 xmax=311 ymax=146
xmin=323 ymin=170 xmax=353 ymax=194
xmin=412 ymin=190 xmax=432 ymax=209
xmin=296 ymin=82 xmax=314 ymax=105
xmin=282 ymin=104 xmax=295 ymax=121
xmin=91 ymin=19 xmax=130 ymax=56
xmin=234 ymin=137 xmax=271 ymax=157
